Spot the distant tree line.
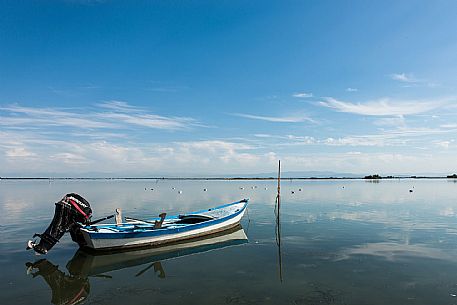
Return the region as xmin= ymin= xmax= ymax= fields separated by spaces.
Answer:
xmin=364 ymin=174 xmax=394 ymax=179
xmin=363 ymin=174 xmax=457 ymax=179
xmin=364 ymin=174 xmax=382 ymax=179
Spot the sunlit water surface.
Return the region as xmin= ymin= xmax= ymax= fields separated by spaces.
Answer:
xmin=1 ymin=179 xmax=457 ymax=305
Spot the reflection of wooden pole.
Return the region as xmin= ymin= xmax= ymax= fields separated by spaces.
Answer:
xmin=275 ymin=160 xmax=283 ymax=282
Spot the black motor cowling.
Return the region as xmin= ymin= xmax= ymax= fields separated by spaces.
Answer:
xmin=27 ymin=193 xmax=92 ymax=255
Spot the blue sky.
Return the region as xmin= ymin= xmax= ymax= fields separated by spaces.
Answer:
xmin=1 ymin=1 xmax=457 ymax=176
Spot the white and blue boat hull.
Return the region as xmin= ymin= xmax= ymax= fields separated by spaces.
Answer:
xmin=78 ymin=199 xmax=249 ymax=251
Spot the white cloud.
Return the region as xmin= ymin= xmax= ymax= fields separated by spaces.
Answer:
xmin=253 ymin=126 xmax=457 ymax=149
xmin=2 ymin=98 xmax=457 ymax=176
xmin=292 ymin=92 xmax=313 ymax=98
xmin=320 ymin=97 xmax=452 ymax=116
xmin=323 ymin=136 xmax=390 ymax=147
xmin=1 ymin=129 xmax=456 ymax=175
xmin=176 ymin=140 xmax=253 ymax=151
xmin=390 ymin=73 xmax=419 ymax=83
xmin=0 ymin=137 xmax=278 ymax=175
xmin=373 ymin=116 xmax=405 ymax=127
xmin=170 ymin=140 xmax=259 ymax=166
xmin=0 ymin=105 xmax=76 ymax=117
xmin=0 ymin=116 xmax=116 ymax=129
xmin=281 ymin=151 xmax=457 ymax=175
xmin=0 ymin=102 xmax=200 ymax=131
xmin=286 ymin=135 xmax=316 ymax=144
xmin=253 ymin=134 xmax=316 ymax=144
xmin=98 ymin=112 xmax=197 ymax=130
xmin=0 ymin=104 xmax=118 ymax=129
xmin=165 ymin=140 xmax=276 ymax=173
xmin=388 ymin=126 xmax=456 ymax=137
xmin=51 ymin=152 xmax=88 ymax=165
xmin=234 ymin=113 xmax=316 ymax=123
xmin=346 ymin=87 xmax=358 ymax=92
xmin=253 ymin=134 xmax=274 ymax=138
xmin=322 ymin=127 xmax=457 ymax=147
xmin=346 ymin=151 xmax=361 ymax=155
xmin=435 ymin=140 xmax=454 ymax=149
xmin=97 ymin=100 xmax=143 ymax=112
xmin=5 ymin=147 xmax=36 ymax=158
xmin=441 ymin=124 xmax=457 ymax=128
xmin=390 ymin=73 xmax=439 ymax=88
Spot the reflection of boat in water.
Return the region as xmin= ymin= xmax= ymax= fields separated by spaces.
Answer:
xmin=26 ymin=226 xmax=248 ymax=305
xmin=68 ymin=225 xmax=248 ymax=277
xmin=25 ymin=259 xmax=89 ymax=305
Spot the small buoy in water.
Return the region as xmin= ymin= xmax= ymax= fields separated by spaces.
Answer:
xmin=144 ymin=188 xmax=147 ymax=190
xmin=265 ymin=187 xmax=268 ymax=190
xmin=150 ymin=188 xmax=154 ymax=191
xmin=291 ymin=191 xmax=295 ymax=194
xmin=203 ymin=188 xmax=207 ymax=191
xmin=172 ymin=187 xmax=175 ymax=190
xmin=178 ymin=190 xmax=182 ymax=194
xmin=240 ymin=187 xmax=244 ymax=190
xmin=409 ymin=189 xmax=413 ymax=193
xmin=299 ymin=188 xmax=302 ymax=191
xmin=342 ymin=186 xmax=345 ymax=189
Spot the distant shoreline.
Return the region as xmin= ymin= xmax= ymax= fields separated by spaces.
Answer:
xmin=1 ymin=176 xmax=456 ymax=181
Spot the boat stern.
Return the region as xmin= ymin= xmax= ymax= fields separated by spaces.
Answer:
xmin=71 ymin=227 xmax=95 ymax=249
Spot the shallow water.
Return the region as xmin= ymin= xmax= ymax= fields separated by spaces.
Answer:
xmin=1 ymin=179 xmax=457 ymax=305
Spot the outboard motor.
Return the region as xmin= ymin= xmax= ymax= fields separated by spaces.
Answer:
xmin=27 ymin=193 xmax=92 ymax=255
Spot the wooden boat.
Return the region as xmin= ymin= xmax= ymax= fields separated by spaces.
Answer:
xmin=73 ymin=199 xmax=249 ymax=251
xmin=67 ymin=225 xmax=248 ymax=277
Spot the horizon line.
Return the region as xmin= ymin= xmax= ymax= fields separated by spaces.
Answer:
xmin=1 ymin=175 xmax=456 ymax=180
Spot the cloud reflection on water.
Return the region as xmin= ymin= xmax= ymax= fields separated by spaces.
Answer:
xmin=335 ymin=242 xmax=457 ymax=263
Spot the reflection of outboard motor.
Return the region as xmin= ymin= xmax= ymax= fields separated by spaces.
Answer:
xmin=27 ymin=193 xmax=92 ymax=255
xmin=26 ymin=259 xmax=90 ymax=305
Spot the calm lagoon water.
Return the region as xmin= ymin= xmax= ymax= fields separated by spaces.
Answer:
xmin=1 ymin=179 xmax=457 ymax=305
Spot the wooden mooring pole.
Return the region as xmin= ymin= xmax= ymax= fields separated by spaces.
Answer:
xmin=276 ymin=160 xmax=281 ymax=210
